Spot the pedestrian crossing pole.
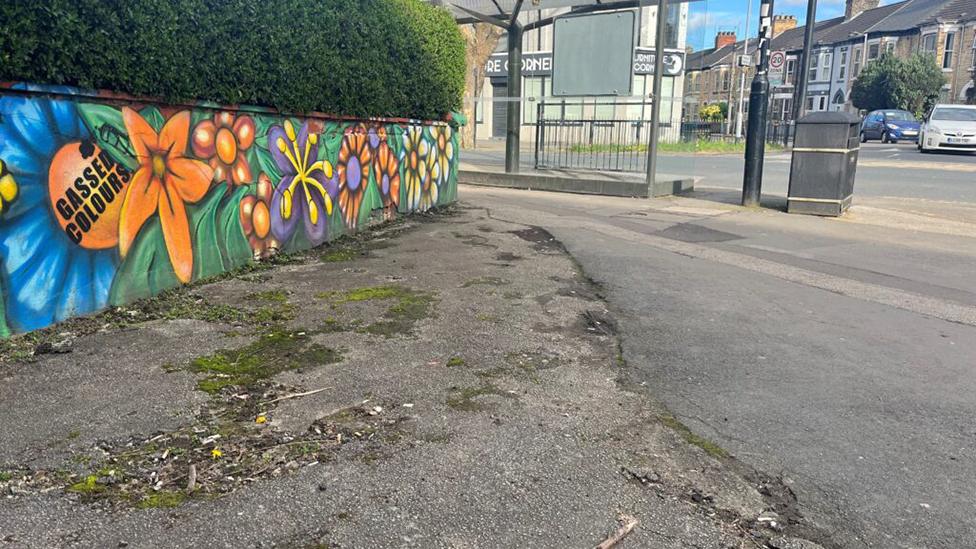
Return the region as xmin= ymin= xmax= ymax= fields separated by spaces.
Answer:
xmin=742 ymin=0 xmax=775 ymax=207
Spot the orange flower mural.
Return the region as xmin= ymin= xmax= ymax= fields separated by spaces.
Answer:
xmin=191 ymin=111 xmax=255 ymax=187
xmin=120 ymin=107 xmax=214 ymax=283
xmin=240 ymin=173 xmax=278 ymax=259
xmin=373 ymin=142 xmax=400 ymax=220
xmin=337 ymin=126 xmax=372 ymax=229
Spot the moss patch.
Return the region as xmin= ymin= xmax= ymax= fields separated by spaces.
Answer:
xmin=67 ymin=475 xmax=107 ymax=497
xmin=322 ymin=248 xmax=359 ymax=262
xmin=318 ymin=285 xmax=409 ymax=304
xmin=135 ymin=491 xmax=186 ymax=509
xmin=187 ymin=330 xmax=343 ymax=394
xmin=317 ymin=285 xmax=436 ymax=338
xmin=247 ymin=290 xmax=289 ymax=303
xmin=446 ymin=384 xmax=516 ymax=412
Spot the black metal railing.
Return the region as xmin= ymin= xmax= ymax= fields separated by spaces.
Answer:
xmin=679 ymin=120 xmax=725 ymax=141
xmin=532 ymin=101 xmax=794 ymax=174
xmin=534 ymin=100 xmax=667 ymax=172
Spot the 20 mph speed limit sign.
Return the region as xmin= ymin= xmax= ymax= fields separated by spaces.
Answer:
xmin=769 ymin=50 xmax=786 ymax=86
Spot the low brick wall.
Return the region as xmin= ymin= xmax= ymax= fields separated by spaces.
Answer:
xmin=0 ymin=84 xmax=459 ymax=335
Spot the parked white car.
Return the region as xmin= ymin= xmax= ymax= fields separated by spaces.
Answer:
xmin=918 ymin=104 xmax=976 ymax=153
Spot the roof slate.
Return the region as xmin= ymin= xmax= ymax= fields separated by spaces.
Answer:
xmin=868 ymin=0 xmax=952 ymax=32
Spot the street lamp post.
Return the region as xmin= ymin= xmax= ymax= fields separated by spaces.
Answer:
xmin=741 ymin=0 xmax=775 ymax=207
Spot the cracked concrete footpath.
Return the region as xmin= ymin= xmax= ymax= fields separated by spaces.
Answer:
xmin=0 ymin=207 xmax=821 ymax=548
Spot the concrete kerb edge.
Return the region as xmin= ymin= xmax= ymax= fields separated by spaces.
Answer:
xmin=459 ymin=168 xmax=695 ymax=199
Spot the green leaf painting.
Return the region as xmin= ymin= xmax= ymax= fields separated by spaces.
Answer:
xmin=140 ymin=105 xmax=165 ymax=133
xmin=109 ymin=184 xmax=251 ymax=305
xmin=77 ymin=103 xmax=138 ymax=171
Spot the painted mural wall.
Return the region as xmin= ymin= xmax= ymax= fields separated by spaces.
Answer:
xmin=0 ymin=84 xmax=459 ymax=336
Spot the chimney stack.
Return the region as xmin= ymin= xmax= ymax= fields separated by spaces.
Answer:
xmin=772 ymin=15 xmax=797 ymax=37
xmin=846 ymin=0 xmax=880 ymax=20
xmin=715 ymin=31 xmax=737 ymax=49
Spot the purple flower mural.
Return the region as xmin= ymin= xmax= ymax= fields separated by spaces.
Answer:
xmin=268 ymin=119 xmax=337 ymax=246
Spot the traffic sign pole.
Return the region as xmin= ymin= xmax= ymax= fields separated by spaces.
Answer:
xmin=742 ymin=0 xmax=774 ymax=207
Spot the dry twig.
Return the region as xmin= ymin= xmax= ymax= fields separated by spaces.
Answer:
xmin=185 ymin=464 xmax=197 ymax=494
xmin=260 ymin=387 xmax=333 ymax=406
xmin=595 ymin=514 xmax=639 ymax=549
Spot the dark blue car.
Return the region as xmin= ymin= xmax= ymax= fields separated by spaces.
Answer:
xmin=860 ymin=109 xmax=920 ymax=143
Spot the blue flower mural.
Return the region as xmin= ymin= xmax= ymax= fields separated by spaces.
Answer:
xmin=0 ymin=93 xmax=119 ymax=332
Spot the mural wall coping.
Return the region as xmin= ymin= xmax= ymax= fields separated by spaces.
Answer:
xmin=0 ymin=81 xmax=453 ymax=128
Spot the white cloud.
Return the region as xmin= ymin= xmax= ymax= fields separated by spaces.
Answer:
xmin=687 ymin=10 xmax=740 ymax=33
xmin=771 ymin=0 xmax=844 ymax=9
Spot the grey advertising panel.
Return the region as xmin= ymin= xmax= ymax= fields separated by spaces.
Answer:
xmin=552 ymin=10 xmax=635 ymax=96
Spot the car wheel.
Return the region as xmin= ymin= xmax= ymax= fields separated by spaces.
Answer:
xmin=860 ymin=132 xmax=867 ymax=143
xmin=881 ymin=131 xmax=889 ymax=144
xmin=889 ymin=137 xmax=898 ymax=144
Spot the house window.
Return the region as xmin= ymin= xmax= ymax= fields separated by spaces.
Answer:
xmin=833 ymin=89 xmax=845 ymax=104
xmin=722 ymin=69 xmax=731 ymax=91
xmin=808 ymin=53 xmax=819 ymax=82
xmin=972 ymin=35 xmax=976 ymax=67
xmin=885 ymin=41 xmax=895 ymax=54
xmin=838 ymin=50 xmax=848 ymax=80
xmin=943 ymin=32 xmax=955 ymax=69
xmin=868 ymin=43 xmax=880 ymax=59
xmin=786 ymin=59 xmax=796 ymax=84
xmin=922 ymin=33 xmax=938 ymax=58
xmin=819 ymin=96 xmax=827 ymax=110
xmin=820 ymin=52 xmax=832 ymax=81
xmin=806 ymin=96 xmax=814 ymax=111
xmin=853 ymin=47 xmax=862 ymax=76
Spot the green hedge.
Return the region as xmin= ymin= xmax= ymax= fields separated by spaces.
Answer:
xmin=0 ymin=0 xmax=465 ymax=120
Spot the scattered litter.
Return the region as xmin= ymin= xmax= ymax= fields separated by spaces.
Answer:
xmin=920 ymin=503 xmax=931 ymax=509
xmin=256 ymin=415 xmax=267 ymax=424
xmin=211 ymin=448 xmax=223 ymax=459
xmin=402 ymin=403 xmax=414 ymax=408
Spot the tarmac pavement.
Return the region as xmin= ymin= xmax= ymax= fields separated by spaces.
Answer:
xmin=0 ymin=208 xmax=823 ymax=548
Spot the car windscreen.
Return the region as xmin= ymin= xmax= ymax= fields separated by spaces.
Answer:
xmin=931 ymin=108 xmax=976 ymax=121
xmin=883 ymin=111 xmax=914 ymax=121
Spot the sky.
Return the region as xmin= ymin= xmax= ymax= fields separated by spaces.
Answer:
xmin=686 ymin=0 xmax=900 ymax=51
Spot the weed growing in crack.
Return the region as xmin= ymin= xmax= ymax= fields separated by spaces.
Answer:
xmin=658 ymin=414 xmax=729 ymax=459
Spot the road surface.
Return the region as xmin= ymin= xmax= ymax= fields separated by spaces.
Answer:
xmin=464 ymin=142 xmax=976 ymax=203
xmin=463 ymin=184 xmax=976 ymax=549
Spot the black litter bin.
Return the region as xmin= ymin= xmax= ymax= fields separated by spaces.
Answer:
xmin=787 ymin=112 xmax=861 ymax=216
